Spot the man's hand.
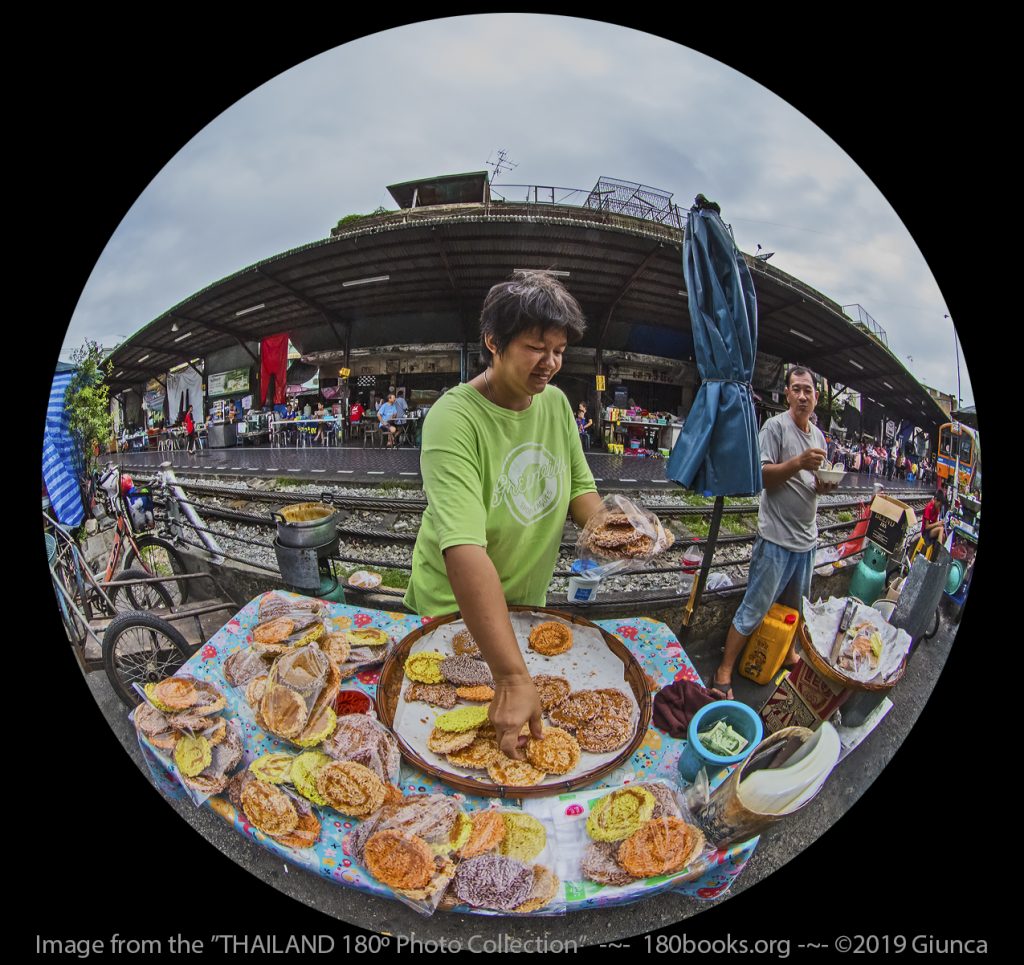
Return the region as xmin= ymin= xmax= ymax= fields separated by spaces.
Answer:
xmin=796 ymin=447 xmax=827 ymax=471
xmin=490 ymin=673 xmax=544 ymax=760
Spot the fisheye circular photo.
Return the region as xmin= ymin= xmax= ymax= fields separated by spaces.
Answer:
xmin=39 ymin=15 xmax=984 ymax=950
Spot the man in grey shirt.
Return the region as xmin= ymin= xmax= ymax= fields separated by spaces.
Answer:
xmin=710 ymin=366 xmax=838 ymax=698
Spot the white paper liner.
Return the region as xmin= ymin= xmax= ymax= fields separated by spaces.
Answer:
xmin=801 ymin=597 xmax=911 ymax=684
xmin=392 ymin=612 xmax=641 ymax=788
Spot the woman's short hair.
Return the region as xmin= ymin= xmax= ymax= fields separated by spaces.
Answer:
xmin=479 ymin=270 xmax=587 ymax=365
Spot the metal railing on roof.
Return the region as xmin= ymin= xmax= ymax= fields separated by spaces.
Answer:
xmin=488 ymin=180 xmax=686 ymax=230
xmin=842 ymin=303 xmax=889 ymax=348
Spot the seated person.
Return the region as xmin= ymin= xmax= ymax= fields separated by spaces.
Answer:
xmin=921 ymin=490 xmax=947 ymax=554
xmin=377 ymin=392 xmax=400 ymax=447
xmin=313 ymin=401 xmax=327 ymax=443
xmin=394 ymin=392 xmax=409 ymax=426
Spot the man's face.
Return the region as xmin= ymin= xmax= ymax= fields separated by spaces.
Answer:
xmin=785 ymin=371 xmax=817 ymax=419
xmin=387 ymin=394 xmax=396 ymax=404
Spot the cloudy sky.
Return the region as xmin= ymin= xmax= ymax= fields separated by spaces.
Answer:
xmin=59 ymin=15 xmax=973 ymax=407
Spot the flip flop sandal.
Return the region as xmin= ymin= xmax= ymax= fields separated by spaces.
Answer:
xmin=708 ymin=678 xmax=734 ymax=701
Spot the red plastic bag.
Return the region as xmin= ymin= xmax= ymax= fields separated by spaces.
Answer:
xmin=837 ymin=501 xmax=870 ymax=559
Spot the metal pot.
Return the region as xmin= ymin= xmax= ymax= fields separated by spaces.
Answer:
xmin=271 ymin=502 xmax=338 ymax=548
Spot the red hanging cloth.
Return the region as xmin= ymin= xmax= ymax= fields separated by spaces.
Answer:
xmin=260 ymin=333 xmax=289 ymax=406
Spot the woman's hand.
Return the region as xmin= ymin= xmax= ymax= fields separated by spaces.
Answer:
xmin=490 ymin=673 xmax=544 ymax=760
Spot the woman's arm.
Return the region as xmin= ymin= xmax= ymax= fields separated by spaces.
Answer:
xmin=569 ymin=491 xmax=604 ymax=529
xmin=443 ymin=544 xmax=543 ymax=759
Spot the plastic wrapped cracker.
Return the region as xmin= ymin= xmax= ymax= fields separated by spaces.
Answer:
xmin=350 ymin=792 xmax=468 ymax=916
xmin=585 ymin=787 xmax=656 ymax=842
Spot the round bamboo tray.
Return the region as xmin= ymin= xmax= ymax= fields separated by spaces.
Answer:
xmin=377 ymin=606 xmax=653 ymax=799
xmin=797 ymin=623 xmax=907 ymax=693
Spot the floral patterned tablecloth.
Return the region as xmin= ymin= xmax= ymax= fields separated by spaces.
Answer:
xmin=141 ymin=592 xmax=757 ymax=911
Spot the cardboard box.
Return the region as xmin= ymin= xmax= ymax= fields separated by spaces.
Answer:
xmin=865 ymin=494 xmax=918 ymax=555
xmin=759 ymin=661 xmax=851 ymax=734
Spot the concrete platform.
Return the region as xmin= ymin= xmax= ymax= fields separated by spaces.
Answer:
xmin=114 ymin=445 xmax=939 ymax=492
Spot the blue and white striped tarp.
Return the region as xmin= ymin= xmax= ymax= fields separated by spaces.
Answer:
xmin=42 ymin=369 xmax=85 ymax=526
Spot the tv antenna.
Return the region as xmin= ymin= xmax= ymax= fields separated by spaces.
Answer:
xmin=486 ymin=150 xmax=518 ymax=183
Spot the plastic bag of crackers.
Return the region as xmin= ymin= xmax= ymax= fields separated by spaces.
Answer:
xmin=252 ymin=641 xmax=342 ymax=748
xmin=224 ymin=725 xmax=404 ymax=854
xmin=346 ymin=793 xmax=469 ymax=916
xmin=131 ymin=674 xmax=246 ymax=806
xmin=575 ymin=493 xmax=674 ymax=579
xmin=578 ymin=781 xmax=709 ymax=890
xmin=223 ymin=622 xmax=381 ymax=700
xmin=249 ymin=592 xmax=329 ymax=656
xmin=437 ymin=807 xmax=565 ymax=916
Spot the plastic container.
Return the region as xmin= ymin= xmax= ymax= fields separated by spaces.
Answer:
xmin=682 ymin=543 xmax=703 ymax=575
xmin=567 ymin=559 xmax=601 ymax=603
xmin=677 ymin=700 xmax=763 ymax=783
xmin=738 ymin=603 xmax=799 ymax=684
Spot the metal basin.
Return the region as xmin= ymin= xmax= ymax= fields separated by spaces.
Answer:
xmin=272 ymin=502 xmax=338 ymax=548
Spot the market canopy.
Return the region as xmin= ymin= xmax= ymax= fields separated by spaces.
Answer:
xmin=101 ymin=178 xmax=949 ymax=431
xmin=666 ymin=199 xmax=761 ymax=496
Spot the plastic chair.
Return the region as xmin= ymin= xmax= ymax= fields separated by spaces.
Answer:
xmin=363 ymin=423 xmax=383 ymax=448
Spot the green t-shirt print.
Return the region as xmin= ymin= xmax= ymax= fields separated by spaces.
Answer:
xmin=404 ymin=383 xmax=597 ymax=617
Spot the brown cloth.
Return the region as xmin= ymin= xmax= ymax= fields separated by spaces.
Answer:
xmin=652 ymin=680 xmax=717 ymax=738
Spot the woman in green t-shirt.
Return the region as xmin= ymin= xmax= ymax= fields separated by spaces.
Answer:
xmin=405 ymin=271 xmax=605 ymax=761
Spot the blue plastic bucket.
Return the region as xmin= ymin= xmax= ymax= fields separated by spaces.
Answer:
xmin=677 ymin=700 xmax=763 ymax=783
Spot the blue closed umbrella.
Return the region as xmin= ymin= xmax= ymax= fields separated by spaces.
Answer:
xmin=666 ymin=198 xmax=761 ymax=496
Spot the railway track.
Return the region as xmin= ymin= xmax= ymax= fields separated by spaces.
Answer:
xmin=142 ymin=472 xmax=932 ymax=613
xmin=141 ymin=475 xmax=930 ymax=521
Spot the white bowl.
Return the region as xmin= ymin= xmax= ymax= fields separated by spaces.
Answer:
xmin=814 ymin=467 xmax=845 ymax=485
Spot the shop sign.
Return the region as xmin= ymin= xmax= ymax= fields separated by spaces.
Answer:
xmin=208 ymin=367 xmax=250 ymax=397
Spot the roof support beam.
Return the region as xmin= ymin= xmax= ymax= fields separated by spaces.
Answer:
xmin=596 ymin=245 xmax=663 ymax=350
xmin=255 ymin=266 xmax=348 ymax=348
xmin=434 ymin=234 xmax=473 ymax=345
xmin=175 ymin=313 xmax=260 ymax=364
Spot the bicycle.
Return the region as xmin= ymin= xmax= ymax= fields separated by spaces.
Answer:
xmin=91 ymin=465 xmax=191 ymax=608
xmin=47 ymin=515 xmax=176 ymax=623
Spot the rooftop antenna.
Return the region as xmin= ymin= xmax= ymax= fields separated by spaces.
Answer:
xmin=754 ymin=243 xmax=775 ymax=262
xmin=486 ymin=150 xmax=518 ymax=184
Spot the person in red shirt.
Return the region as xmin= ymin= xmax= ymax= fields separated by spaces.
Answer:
xmin=921 ymin=490 xmax=947 ymax=553
xmin=183 ymin=405 xmax=197 ymax=453
xmin=348 ymin=397 xmax=365 ymax=441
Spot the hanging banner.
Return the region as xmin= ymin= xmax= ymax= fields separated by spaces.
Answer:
xmin=143 ymin=378 xmax=165 ymax=411
xmin=208 ymin=367 xmax=250 ymax=397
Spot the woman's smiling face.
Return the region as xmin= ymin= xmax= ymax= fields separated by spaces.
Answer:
xmin=490 ymin=325 xmax=567 ymax=397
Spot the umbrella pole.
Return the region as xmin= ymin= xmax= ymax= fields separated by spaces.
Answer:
xmin=678 ymin=495 xmax=725 ymax=644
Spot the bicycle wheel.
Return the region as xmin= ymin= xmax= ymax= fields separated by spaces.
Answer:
xmin=123 ymin=536 xmax=189 ymax=606
xmin=107 ymin=568 xmax=175 ymax=615
xmin=102 ymin=611 xmax=193 ymax=708
xmin=52 ymin=573 xmax=90 ymax=647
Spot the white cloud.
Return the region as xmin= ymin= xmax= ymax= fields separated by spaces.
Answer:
xmin=60 ymin=14 xmax=971 ymax=407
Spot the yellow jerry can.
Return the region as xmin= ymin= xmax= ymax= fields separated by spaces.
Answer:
xmin=738 ymin=603 xmax=800 ymax=685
